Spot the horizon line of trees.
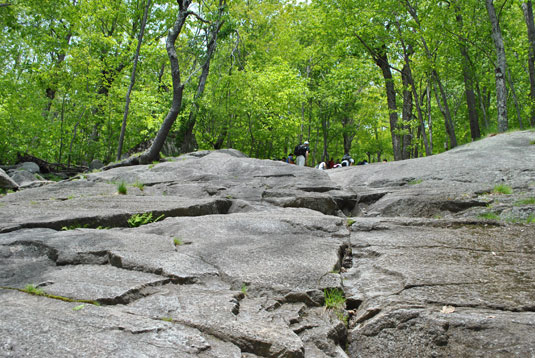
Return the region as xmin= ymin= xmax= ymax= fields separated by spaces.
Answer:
xmin=1 ymin=0 xmax=534 ymax=168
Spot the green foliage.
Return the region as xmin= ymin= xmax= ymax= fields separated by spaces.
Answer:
xmin=478 ymin=212 xmax=500 ymax=220
xmin=241 ymin=283 xmax=248 ymax=295
xmin=173 ymin=237 xmax=183 ymax=246
xmin=514 ymin=198 xmax=535 ymax=206
xmin=324 ymin=288 xmax=345 ymax=309
xmin=493 ymin=185 xmax=513 ymax=195
xmin=73 ymin=304 xmax=85 ymax=311
xmin=0 ymin=0 xmax=532 ymax=167
xmin=408 ymin=179 xmax=423 ymax=185
xmin=117 ymin=182 xmax=128 ymax=195
xmin=22 ymin=284 xmax=44 ymax=296
xmin=346 ymin=218 xmax=356 ymax=227
xmin=132 ymin=181 xmax=145 ymax=191
xmin=61 ymin=223 xmax=89 ymax=231
xmin=127 ymin=212 xmax=165 ymax=227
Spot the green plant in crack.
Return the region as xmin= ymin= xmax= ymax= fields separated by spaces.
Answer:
xmin=478 ymin=212 xmax=500 ymax=220
xmin=132 ymin=181 xmax=145 ymax=191
xmin=117 ymin=181 xmax=127 ymax=195
xmin=241 ymin=283 xmax=248 ymax=296
xmin=61 ymin=223 xmax=89 ymax=231
xmin=492 ymin=184 xmax=513 ymax=195
xmin=346 ymin=218 xmax=356 ymax=227
xmin=173 ymin=237 xmax=183 ymax=246
xmin=514 ymin=197 xmax=535 ymax=206
xmin=324 ymin=288 xmax=345 ymax=309
xmin=127 ymin=212 xmax=165 ymax=227
xmin=324 ymin=288 xmax=348 ymax=326
xmin=408 ymin=179 xmax=423 ymax=185
xmin=22 ymin=284 xmax=44 ymax=296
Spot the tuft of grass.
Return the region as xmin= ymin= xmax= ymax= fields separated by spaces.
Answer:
xmin=173 ymin=237 xmax=183 ymax=246
xmin=530 ymin=140 xmax=535 ymax=145
xmin=241 ymin=283 xmax=248 ymax=295
xmin=478 ymin=212 xmax=500 ymax=220
xmin=527 ymin=215 xmax=535 ymax=224
xmin=346 ymin=218 xmax=356 ymax=227
xmin=127 ymin=212 xmax=165 ymax=227
xmin=324 ymin=288 xmax=345 ymax=309
xmin=22 ymin=284 xmax=44 ymax=296
xmin=117 ymin=181 xmax=127 ymax=195
xmin=492 ymin=184 xmax=513 ymax=195
xmin=514 ymin=198 xmax=535 ymax=206
xmin=61 ymin=223 xmax=89 ymax=231
xmin=408 ymin=179 xmax=423 ymax=185
xmin=132 ymin=181 xmax=145 ymax=191
xmin=43 ymin=173 xmax=64 ymax=182
xmin=161 ymin=317 xmax=173 ymax=322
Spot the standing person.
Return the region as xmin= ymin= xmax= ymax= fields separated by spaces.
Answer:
xmin=294 ymin=141 xmax=310 ymax=167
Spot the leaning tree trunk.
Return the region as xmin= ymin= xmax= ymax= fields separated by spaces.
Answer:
xmin=522 ymin=0 xmax=535 ymax=127
xmin=104 ymin=0 xmax=192 ymax=169
xmin=116 ymin=0 xmax=151 ymax=161
xmin=486 ymin=0 xmax=508 ymax=132
xmin=178 ymin=0 xmax=225 ymax=154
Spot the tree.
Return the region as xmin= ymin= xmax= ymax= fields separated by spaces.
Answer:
xmin=106 ymin=0 xmax=226 ymax=168
xmin=486 ymin=0 xmax=508 ymax=132
xmin=522 ymin=0 xmax=535 ymax=127
xmin=116 ymin=0 xmax=152 ymax=161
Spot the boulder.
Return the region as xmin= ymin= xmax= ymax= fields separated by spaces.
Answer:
xmin=17 ymin=161 xmax=40 ymax=173
xmin=89 ymin=159 xmax=104 ymax=171
xmin=8 ymin=169 xmax=45 ymax=186
xmin=0 ymin=168 xmax=18 ymax=190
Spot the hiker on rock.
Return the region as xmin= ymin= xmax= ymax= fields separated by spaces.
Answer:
xmin=294 ymin=141 xmax=309 ymax=167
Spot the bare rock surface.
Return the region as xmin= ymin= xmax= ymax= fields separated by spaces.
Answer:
xmin=1 ymin=131 xmax=535 ymax=357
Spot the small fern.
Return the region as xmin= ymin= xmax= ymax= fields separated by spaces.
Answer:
xmin=127 ymin=212 xmax=165 ymax=227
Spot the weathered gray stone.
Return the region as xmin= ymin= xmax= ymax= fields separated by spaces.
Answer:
xmin=0 ymin=168 xmax=18 ymax=190
xmin=1 ymin=131 xmax=535 ymax=357
xmin=0 ymin=290 xmax=241 ymax=357
xmin=89 ymin=159 xmax=104 ymax=170
xmin=9 ymin=169 xmax=45 ymax=186
xmin=17 ymin=161 xmax=40 ymax=173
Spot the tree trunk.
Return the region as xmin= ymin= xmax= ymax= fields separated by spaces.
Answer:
xmin=321 ymin=112 xmax=330 ymax=162
xmin=522 ymin=0 xmax=535 ymax=127
xmin=116 ymin=0 xmax=151 ymax=161
xmin=426 ymin=82 xmax=433 ymax=152
xmin=486 ymin=0 xmax=508 ymax=132
xmin=178 ymin=1 xmax=225 ymax=154
xmin=403 ymin=0 xmax=456 ymax=148
xmin=401 ymin=63 xmax=413 ymax=159
xmin=506 ymin=67 xmax=523 ymax=129
xmin=369 ymin=44 xmax=402 ymax=160
xmin=455 ymin=5 xmax=481 ymax=140
xmin=104 ymin=0 xmax=192 ymax=170
xmin=396 ymin=22 xmax=430 ymax=157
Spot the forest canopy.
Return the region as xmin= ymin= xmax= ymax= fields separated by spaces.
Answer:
xmin=1 ymin=0 xmax=534 ymax=167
